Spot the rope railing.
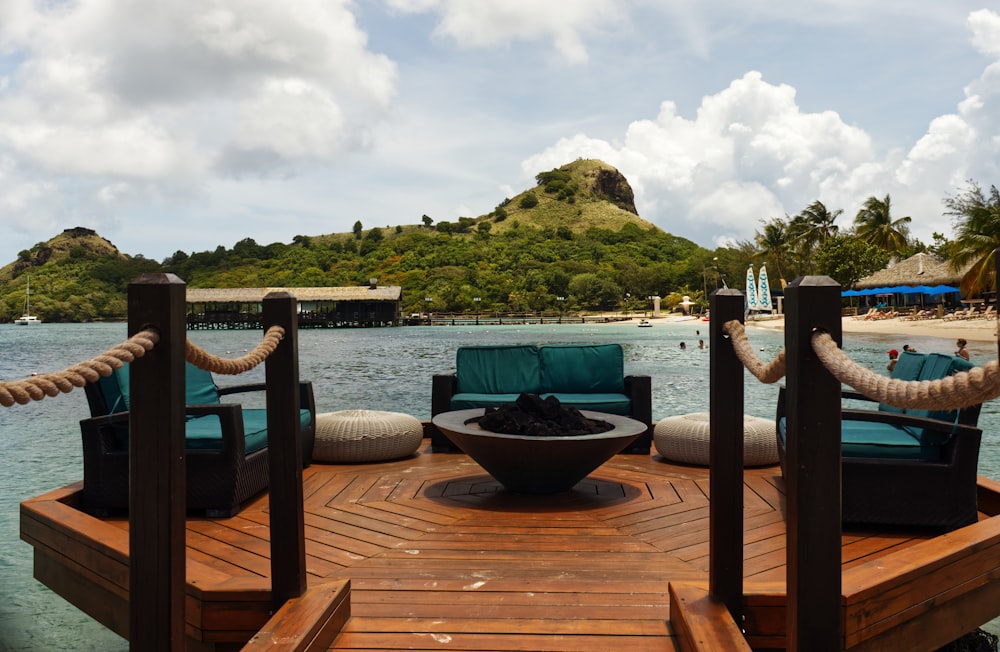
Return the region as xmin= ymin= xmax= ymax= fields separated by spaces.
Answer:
xmin=0 ymin=325 xmax=285 ymax=408
xmin=185 ymin=325 xmax=285 ymax=375
xmin=723 ymin=319 xmax=1000 ymax=411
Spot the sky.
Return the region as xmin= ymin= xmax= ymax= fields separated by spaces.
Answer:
xmin=1 ymin=1 xmax=999 ymax=266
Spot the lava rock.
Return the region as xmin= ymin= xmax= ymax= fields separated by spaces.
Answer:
xmin=475 ymin=393 xmax=613 ymax=437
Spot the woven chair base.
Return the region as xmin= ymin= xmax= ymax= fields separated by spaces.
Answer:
xmin=654 ymin=412 xmax=779 ymax=467
xmin=314 ymin=410 xmax=423 ymax=463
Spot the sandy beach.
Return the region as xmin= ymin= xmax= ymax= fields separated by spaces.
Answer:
xmin=626 ymin=312 xmax=999 ymax=343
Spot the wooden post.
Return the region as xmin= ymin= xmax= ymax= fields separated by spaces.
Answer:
xmin=709 ymin=288 xmax=746 ymax=622
xmin=127 ymin=273 xmax=187 ymax=651
xmin=783 ymin=276 xmax=842 ymax=651
xmin=263 ymin=292 xmax=307 ymax=606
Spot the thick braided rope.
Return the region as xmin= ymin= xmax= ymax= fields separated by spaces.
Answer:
xmin=0 ymin=329 xmax=159 ymax=407
xmin=185 ymin=325 xmax=285 ymax=375
xmin=812 ymin=331 xmax=1000 ymax=410
xmin=0 ymin=325 xmax=285 ymax=407
xmin=723 ymin=320 xmax=787 ymax=383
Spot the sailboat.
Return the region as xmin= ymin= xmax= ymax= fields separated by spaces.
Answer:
xmin=13 ymin=276 xmax=41 ymax=325
xmin=745 ymin=264 xmax=761 ymax=312
xmin=757 ymin=264 xmax=774 ymax=314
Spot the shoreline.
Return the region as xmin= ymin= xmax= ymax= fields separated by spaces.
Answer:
xmin=615 ymin=313 xmax=998 ymax=344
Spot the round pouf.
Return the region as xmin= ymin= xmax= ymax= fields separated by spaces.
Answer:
xmin=654 ymin=412 xmax=779 ymax=467
xmin=314 ymin=410 xmax=423 ymax=463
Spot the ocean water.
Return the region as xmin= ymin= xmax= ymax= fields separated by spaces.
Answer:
xmin=1 ymin=321 xmax=998 ymax=649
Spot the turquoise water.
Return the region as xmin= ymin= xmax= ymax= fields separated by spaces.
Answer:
xmin=1 ymin=321 xmax=998 ymax=649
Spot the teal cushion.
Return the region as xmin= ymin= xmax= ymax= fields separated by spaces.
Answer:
xmin=778 ymin=417 xmax=944 ymax=462
xmin=185 ymin=363 xmax=221 ymax=405
xmin=909 ymin=354 xmax=973 ymax=423
xmin=539 ymin=344 xmax=625 ymax=394
xmin=541 ymin=393 xmax=630 ymax=415
xmin=239 ymin=408 xmax=312 ymax=454
xmin=455 ymin=345 xmax=541 ymax=394
xmin=101 ymin=365 xmax=131 ymax=413
xmin=450 ymin=393 xmax=524 ymax=410
xmin=879 ymin=352 xmax=926 ymax=413
xmin=840 ymin=420 xmax=941 ymax=461
xmin=101 ymin=362 xmax=221 ymax=411
xmin=240 ymin=409 xmax=270 ymax=454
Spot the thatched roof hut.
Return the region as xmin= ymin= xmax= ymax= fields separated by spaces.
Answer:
xmin=185 ymin=286 xmax=401 ymax=302
xmin=855 ymin=253 xmax=969 ymax=290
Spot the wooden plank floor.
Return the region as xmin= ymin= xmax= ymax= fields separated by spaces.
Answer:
xmin=27 ymin=440 xmax=997 ymax=651
xmin=194 ymin=443 xmax=931 ymax=650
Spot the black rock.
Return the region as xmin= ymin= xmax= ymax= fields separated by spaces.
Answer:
xmin=475 ymin=393 xmax=613 ymax=437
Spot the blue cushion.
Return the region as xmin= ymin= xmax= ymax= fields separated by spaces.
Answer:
xmin=541 ymin=393 xmax=631 ymax=415
xmin=879 ymin=351 xmax=926 ymax=413
xmin=185 ymin=363 xmax=221 ymax=405
xmin=909 ymin=354 xmax=973 ymax=423
xmin=102 ymin=362 xmax=221 ymax=411
xmin=450 ymin=393 xmax=524 ymax=410
xmin=455 ymin=345 xmax=541 ymax=394
xmin=539 ymin=344 xmax=625 ymax=393
xmin=778 ymin=417 xmax=943 ymax=462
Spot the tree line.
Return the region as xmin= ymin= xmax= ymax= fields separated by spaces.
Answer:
xmin=2 ymin=180 xmax=997 ymax=323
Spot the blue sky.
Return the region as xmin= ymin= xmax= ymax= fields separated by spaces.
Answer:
xmin=0 ymin=1 xmax=998 ymax=266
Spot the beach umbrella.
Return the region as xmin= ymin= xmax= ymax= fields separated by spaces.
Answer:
xmin=927 ymin=285 xmax=960 ymax=294
xmin=841 ymin=289 xmax=862 ymax=297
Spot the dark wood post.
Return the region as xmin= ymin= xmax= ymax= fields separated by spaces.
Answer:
xmin=784 ymin=276 xmax=843 ymax=651
xmin=127 ymin=273 xmax=187 ymax=651
xmin=263 ymin=292 xmax=307 ymax=606
xmin=709 ymin=288 xmax=746 ymax=622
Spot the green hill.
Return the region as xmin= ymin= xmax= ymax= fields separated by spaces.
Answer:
xmin=0 ymin=161 xmax=728 ymax=322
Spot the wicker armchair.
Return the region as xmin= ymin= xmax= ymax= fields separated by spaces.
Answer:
xmin=80 ymin=362 xmax=316 ymax=517
xmin=776 ymin=351 xmax=983 ymax=532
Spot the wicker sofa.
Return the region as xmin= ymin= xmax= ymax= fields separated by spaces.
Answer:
xmin=776 ymin=351 xmax=983 ymax=531
xmin=431 ymin=343 xmax=652 ymax=453
xmin=80 ymin=362 xmax=316 ymax=517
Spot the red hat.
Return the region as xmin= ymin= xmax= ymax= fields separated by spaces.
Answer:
xmin=888 ymin=349 xmax=899 ymax=357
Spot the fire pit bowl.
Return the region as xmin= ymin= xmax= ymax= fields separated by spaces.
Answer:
xmin=431 ymin=408 xmax=647 ymax=494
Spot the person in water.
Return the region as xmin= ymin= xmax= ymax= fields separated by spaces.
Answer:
xmin=955 ymin=338 xmax=970 ymax=361
xmin=679 ymin=342 xmax=686 ymax=350
xmin=887 ymin=349 xmax=898 ymax=373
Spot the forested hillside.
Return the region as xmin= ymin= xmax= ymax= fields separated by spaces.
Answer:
xmin=1 ymin=160 xmax=731 ymax=322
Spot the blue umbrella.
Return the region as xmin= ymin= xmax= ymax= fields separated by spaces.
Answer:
xmin=841 ymin=289 xmax=862 ymax=297
xmin=927 ymin=285 xmax=960 ymax=294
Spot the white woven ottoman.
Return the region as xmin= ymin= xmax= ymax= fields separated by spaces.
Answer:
xmin=314 ymin=410 xmax=423 ymax=463
xmin=654 ymin=412 xmax=779 ymax=467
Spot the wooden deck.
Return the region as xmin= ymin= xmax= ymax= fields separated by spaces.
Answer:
xmin=20 ymin=441 xmax=1000 ymax=651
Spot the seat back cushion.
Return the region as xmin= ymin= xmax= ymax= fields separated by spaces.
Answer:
xmin=455 ymin=345 xmax=541 ymax=394
xmin=97 ymin=364 xmax=131 ymax=414
xmin=185 ymin=363 xmax=221 ymax=405
xmin=539 ymin=344 xmax=625 ymax=394
xmin=909 ymin=353 xmax=974 ymax=423
xmin=94 ymin=362 xmax=221 ymax=415
xmin=879 ymin=352 xmax=926 ymax=413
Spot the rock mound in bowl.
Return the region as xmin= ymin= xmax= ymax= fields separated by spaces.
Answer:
xmin=475 ymin=393 xmax=613 ymax=437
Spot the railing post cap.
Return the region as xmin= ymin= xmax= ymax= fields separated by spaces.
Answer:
xmin=714 ymin=288 xmax=745 ymax=298
xmin=132 ymin=272 xmax=185 ymax=285
xmin=786 ymin=275 xmax=840 ymax=289
xmin=264 ymin=291 xmax=296 ymax=300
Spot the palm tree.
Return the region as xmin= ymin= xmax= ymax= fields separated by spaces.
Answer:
xmin=854 ymin=195 xmax=913 ymax=254
xmin=797 ymin=200 xmax=842 ymax=241
xmin=787 ymin=200 xmax=843 ymax=274
xmin=853 ymin=194 xmax=912 ymax=254
xmin=944 ymin=182 xmax=1000 ymax=296
xmin=755 ymin=218 xmax=791 ymax=282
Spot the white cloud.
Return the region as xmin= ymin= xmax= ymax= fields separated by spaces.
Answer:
xmin=969 ymin=9 xmax=1000 ymax=58
xmin=523 ymin=71 xmax=879 ymax=244
xmin=384 ymin=0 xmax=625 ymax=64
